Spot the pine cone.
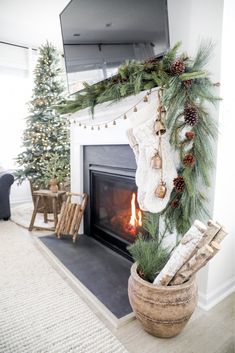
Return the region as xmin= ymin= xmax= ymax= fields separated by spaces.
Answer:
xmin=112 ymin=74 xmax=122 ymax=84
xmin=144 ymin=61 xmax=156 ymax=73
xmin=184 ymin=105 xmax=198 ymax=126
xmin=183 ymin=153 xmax=196 ymax=166
xmin=171 ymin=199 xmax=180 ymax=208
xmin=171 ymin=59 xmax=185 ymax=75
xmin=183 ymin=79 xmax=193 ymax=88
xmin=185 ymin=131 xmax=195 ymax=140
xmin=173 ymin=176 xmax=185 ymax=192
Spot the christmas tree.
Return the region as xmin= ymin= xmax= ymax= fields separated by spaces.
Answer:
xmin=16 ymin=42 xmax=70 ymax=188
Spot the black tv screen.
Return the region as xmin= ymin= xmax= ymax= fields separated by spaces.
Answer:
xmin=60 ymin=0 xmax=170 ymax=94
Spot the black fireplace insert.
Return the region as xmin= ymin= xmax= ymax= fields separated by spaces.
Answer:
xmin=83 ymin=145 xmax=139 ymax=258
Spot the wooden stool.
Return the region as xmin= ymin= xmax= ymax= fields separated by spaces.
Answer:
xmin=29 ymin=190 xmax=66 ymax=231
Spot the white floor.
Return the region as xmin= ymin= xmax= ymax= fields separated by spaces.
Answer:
xmin=1 ymin=219 xmax=234 ymax=353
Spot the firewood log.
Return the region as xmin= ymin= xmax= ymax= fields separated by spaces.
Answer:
xmin=55 ymin=201 xmax=66 ymax=236
xmin=153 ymin=220 xmax=207 ymax=286
xmin=60 ymin=203 xmax=71 ymax=234
xmin=69 ymin=203 xmax=81 ymax=235
xmin=212 ymin=226 xmax=228 ymax=243
xmin=64 ymin=203 xmax=74 ymax=233
xmin=170 ymin=244 xmax=214 ymax=285
xmin=194 ymin=220 xmax=221 ymax=251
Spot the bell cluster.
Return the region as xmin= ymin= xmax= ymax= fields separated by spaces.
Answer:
xmin=69 ymin=90 xmax=160 ymax=130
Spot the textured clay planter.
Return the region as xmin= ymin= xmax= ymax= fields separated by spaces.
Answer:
xmin=128 ymin=263 xmax=198 ymax=338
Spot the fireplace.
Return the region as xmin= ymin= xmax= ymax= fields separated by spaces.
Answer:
xmin=83 ymin=145 xmax=139 ymax=258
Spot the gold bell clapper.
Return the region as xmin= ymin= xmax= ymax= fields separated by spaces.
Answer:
xmin=155 ymin=180 xmax=167 ymax=199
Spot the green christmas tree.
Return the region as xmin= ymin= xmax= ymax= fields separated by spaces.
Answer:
xmin=16 ymin=42 xmax=70 ymax=188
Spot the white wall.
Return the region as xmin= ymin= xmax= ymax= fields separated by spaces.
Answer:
xmin=168 ymin=0 xmax=235 ymax=309
xmin=206 ymin=0 xmax=235 ymax=308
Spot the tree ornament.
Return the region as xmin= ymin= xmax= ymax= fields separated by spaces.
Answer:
xmin=113 ymin=120 xmax=116 ymax=125
xmin=171 ymin=59 xmax=186 ymax=75
xmin=133 ymin=106 xmax=138 ymax=112
xmin=183 ymin=153 xmax=196 ymax=166
xmin=151 ymin=150 xmax=162 ymax=169
xmin=123 ymin=113 xmax=127 ymax=120
xmin=155 ymin=181 xmax=167 ymax=199
xmin=171 ymin=199 xmax=180 ymax=208
xmin=185 ymin=131 xmax=195 ymax=140
xmin=173 ymin=176 xmax=185 ymax=192
xmin=184 ymin=105 xmax=198 ymax=126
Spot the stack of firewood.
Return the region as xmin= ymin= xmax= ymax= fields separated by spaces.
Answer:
xmin=153 ymin=220 xmax=228 ymax=286
xmin=55 ymin=192 xmax=88 ymax=243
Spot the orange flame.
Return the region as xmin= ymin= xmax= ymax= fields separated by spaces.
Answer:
xmin=129 ymin=193 xmax=142 ymax=228
xmin=137 ymin=210 xmax=142 ymax=226
xmin=130 ymin=193 xmax=137 ymax=226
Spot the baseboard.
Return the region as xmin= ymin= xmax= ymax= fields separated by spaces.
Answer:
xmin=198 ymin=276 xmax=235 ymax=311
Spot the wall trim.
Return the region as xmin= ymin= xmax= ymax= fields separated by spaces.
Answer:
xmin=198 ymin=276 xmax=235 ymax=311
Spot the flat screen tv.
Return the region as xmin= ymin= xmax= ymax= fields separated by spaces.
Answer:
xmin=60 ymin=0 xmax=170 ymax=94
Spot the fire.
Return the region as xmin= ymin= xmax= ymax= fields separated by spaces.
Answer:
xmin=129 ymin=193 xmax=142 ymax=230
xmin=138 ymin=209 xmax=142 ymax=227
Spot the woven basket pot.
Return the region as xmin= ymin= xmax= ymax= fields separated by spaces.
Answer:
xmin=128 ymin=263 xmax=198 ymax=338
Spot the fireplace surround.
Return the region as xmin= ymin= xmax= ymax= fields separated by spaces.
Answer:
xmin=83 ymin=145 xmax=138 ymax=258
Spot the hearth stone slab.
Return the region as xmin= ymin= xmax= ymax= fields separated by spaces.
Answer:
xmin=39 ymin=234 xmax=132 ymax=319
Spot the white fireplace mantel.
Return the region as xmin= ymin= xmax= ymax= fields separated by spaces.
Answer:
xmin=70 ymin=89 xmax=158 ymax=194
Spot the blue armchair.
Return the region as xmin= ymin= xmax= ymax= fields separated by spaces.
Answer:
xmin=0 ymin=172 xmax=14 ymax=220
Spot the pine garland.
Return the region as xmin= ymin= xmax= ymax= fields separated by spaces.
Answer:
xmin=59 ymin=41 xmax=219 ymax=236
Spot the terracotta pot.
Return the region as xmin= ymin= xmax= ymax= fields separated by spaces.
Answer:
xmin=128 ymin=263 xmax=198 ymax=338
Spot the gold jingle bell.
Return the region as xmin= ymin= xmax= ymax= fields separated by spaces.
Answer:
xmin=155 ymin=181 xmax=167 ymax=199
xmin=154 ymin=119 xmax=166 ymax=136
xmin=151 ymin=151 xmax=162 ymax=169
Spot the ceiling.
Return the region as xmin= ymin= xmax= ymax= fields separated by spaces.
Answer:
xmin=0 ymin=0 xmax=70 ymax=51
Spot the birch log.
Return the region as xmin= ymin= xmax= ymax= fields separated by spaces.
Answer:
xmin=168 ymin=226 xmax=227 ymax=285
xmin=170 ymin=244 xmax=214 ymax=285
xmin=153 ymin=220 xmax=207 ymax=286
xmin=212 ymin=226 xmax=228 ymax=243
xmin=194 ymin=220 xmax=221 ymax=252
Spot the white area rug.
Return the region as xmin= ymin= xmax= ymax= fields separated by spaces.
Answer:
xmin=0 ymin=222 xmax=129 ymax=353
xmin=11 ymin=202 xmax=54 ymax=232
